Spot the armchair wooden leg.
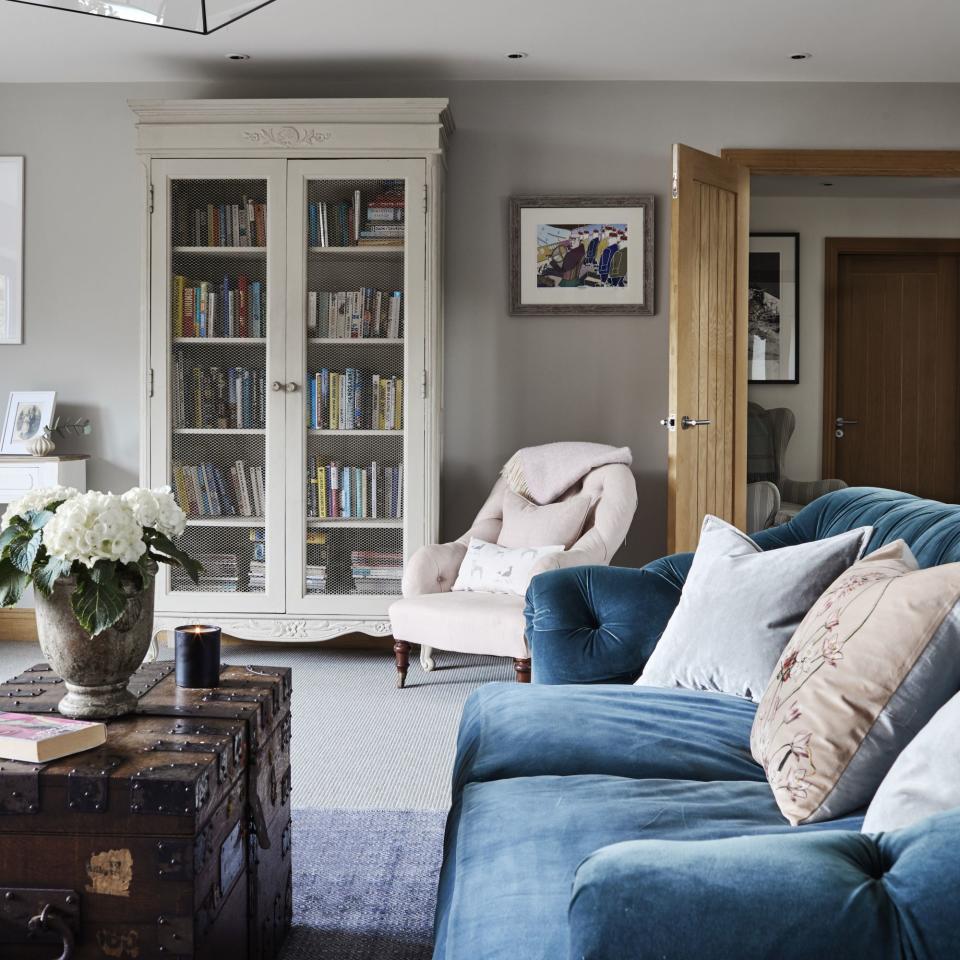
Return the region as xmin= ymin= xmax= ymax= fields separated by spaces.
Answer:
xmin=513 ymin=658 xmax=531 ymax=683
xmin=394 ymin=640 xmax=411 ymax=688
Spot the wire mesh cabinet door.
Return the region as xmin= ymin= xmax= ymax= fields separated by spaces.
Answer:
xmin=149 ymin=158 xmax=287 ymax=613
xmin=284 ymin=159 xmax=428 ymax=617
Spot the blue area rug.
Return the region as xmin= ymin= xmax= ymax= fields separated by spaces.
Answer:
xmin=283 ymin=808 xmax=446 ymax=960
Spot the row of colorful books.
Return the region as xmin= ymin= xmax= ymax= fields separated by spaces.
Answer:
xmin=351 ymin=549 xmax=403 ymax=594
xmin=173 ymin=358 xmax=266 ymax=429
xmin=172 ymin=275 xmax=265 ymax=338
xmin=173 ymin=461 xmax=265 ymax=518
xmin=307 ymin=369 xmax=403 ymax=431
xmin=306 ymin=457 xmax=403 ymax=520
xmin=187 ymin=199 xmax=267 ymax=247
xmin=307 ymin=288 xmax=403 ymax=339
xmin=307 ymin=185 xmax=405 ymax=247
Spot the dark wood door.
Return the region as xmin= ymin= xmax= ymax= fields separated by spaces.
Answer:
xmin=830 ymin=250 xmax=959 ymax=500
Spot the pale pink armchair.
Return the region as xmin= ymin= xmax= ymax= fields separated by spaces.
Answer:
xmin=389 ymin=462 xmax=637 ymax=687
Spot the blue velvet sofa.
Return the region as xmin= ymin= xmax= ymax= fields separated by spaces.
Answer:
xmin=432 ymin=488 xmax=960 ymax=960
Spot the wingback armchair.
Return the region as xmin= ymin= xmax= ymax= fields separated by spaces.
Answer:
xmin=388 ymin=462 xmax=637 ymax=688
xmin=748 ymin=401 xmax=846 ymax=525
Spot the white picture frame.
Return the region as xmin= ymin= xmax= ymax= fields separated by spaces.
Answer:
xmin=1 ymin=391 xmax=56 ymax=455
xmin=0 ymin=157 xmax=24 ymax=345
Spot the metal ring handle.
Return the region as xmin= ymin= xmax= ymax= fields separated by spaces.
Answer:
xmin=28 ymin=904 xmax=75 ymax=960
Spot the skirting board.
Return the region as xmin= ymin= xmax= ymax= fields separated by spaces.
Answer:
xmin=0 ymin=608 xmax=393 ymax=651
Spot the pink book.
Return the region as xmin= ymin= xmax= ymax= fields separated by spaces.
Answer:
xmin=0 ymin=712 xmax=106 ymax=763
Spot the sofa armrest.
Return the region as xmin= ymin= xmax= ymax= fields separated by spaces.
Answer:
xmin=523 ymin=555 xmax=691 ymax=684
xmin=401 ymin=541 xmax=467 ymax=597
xmin=569 ymin=810 xmax=960 ymax=960
xmin=780 ymin=477 xmax=847 ymax=507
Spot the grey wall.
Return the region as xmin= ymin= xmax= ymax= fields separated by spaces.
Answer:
xmin=750 ymin=194 xmax=960 ymax=482
xmin=1 ymin=80 xmax=959 ymax=567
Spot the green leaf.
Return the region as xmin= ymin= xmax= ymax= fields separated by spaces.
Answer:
xmin=23 ymin=509 xmax=55 ymax=531
xmin=9 ymin=529 xmax=42 ymax=574
xmin=0 ymin=525 xmax=20 ymax=553
xmin=146 ymin=530 xmax=202 ymax=584
xmin=71 ymin=568 xmax=127 ymax=636
xmin=33 ymin=553 xmax=72 ymax=598
xmin=0 ymin=558 xmax=29 ymax=607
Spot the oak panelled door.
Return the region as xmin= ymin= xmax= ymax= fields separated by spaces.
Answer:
xmin=826 ymin=243 xmax=960 ymax=501
xmin=665 ymin=144 xmax=750 ymax=553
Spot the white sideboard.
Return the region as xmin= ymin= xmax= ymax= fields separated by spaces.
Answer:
xmin=0 ymin=455 xmax=88 ymax=506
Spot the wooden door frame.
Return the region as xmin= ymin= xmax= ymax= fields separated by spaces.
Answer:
xmin=822 ymin=237 xmax=960 ymax=477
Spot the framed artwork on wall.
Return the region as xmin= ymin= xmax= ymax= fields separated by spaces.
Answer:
xmin=749 ymin=232 xmax=799 ymax=384
xmin=509 ymin=195 xmax=654 ymax=315
xmin=1 ymin=391 xmax=56 ymax=455
xmin=0 ymin=157 xmax=24 ymax=345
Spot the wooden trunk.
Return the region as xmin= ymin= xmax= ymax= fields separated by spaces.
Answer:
xmin=0 ymin=662 xmax=292 ymax=960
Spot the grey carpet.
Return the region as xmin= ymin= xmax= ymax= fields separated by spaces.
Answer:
xmin=284 ymin=808 xmax=444 ymax=960
xmin=0 ymin=641 xmax=513 ymax=808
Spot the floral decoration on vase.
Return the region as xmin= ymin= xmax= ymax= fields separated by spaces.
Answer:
xmin=0 ymin=486 xmax=201 ymax=718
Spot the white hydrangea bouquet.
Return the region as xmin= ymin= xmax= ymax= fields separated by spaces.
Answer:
xmin=0 ymin=485 xmax=201 ymax=636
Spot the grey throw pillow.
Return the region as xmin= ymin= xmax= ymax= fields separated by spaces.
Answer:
xmin=636 ymin=515 xmax=872 ymax=702
xmin=862 ymin=690 xmax=960 ymax=834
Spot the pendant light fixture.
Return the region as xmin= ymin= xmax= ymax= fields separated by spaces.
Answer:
xmin=6 ymin=0 xmax=277 ymax=34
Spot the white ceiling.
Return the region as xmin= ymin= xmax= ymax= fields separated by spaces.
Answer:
xmin=752 ymin=176 xmax=960 ymax=199
xmin=3 ymin=0 xmax=960 ymax=83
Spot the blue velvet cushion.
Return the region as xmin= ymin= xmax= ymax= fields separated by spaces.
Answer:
xmin=452 ymin=683 xmax=762 ymax=797
xmin=569 ymin=807 xmax=960 ymax=960
xmin=527 ymin=488 xmax=960 ymax=685
xmin=433 ymin=775 xmax=863 ymax=960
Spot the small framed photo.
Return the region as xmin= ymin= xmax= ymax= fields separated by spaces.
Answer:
xmin=749 ymin=233 xmax=799 ymax=384
xmin=509 ymin=195 xmax=654 ymax=315
xmin=1 ymin=391 xmax=56 ymax=455
xmin=0 ymin=157 xmax=24 ymax=345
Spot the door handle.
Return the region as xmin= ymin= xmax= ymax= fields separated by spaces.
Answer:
xmin=681 ymin=416 xmax=712 ymax=429
xmin=284 ymin=382 xmax=300 ymax=393
xmin=271 ymin=381 xmax=283 ymax=392
xmin=835 ymin=417 xmax=859 ymax=427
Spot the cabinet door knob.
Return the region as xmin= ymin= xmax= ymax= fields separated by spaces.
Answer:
xmin=271 ymin=381 xmax=283 ymax=392
xmin=285 ymin=382 xmax=300 ymax=393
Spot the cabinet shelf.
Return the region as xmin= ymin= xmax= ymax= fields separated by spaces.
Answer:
xmin=174 ymin=337 xmax=266 ymax=345
xmin=186 ymin=516 xmax=264 ymax=527
xmin=174 ymin=428 xmax=265 ymax=435
xmin=306 ymin=517 xmax=403 ymax=529
xmin=307 ymin=245 xmax=402 ymax=256
xmin=307 ymin=429 xmax=402 ymax=436
xmin=173 ymin=246 xmax=266 ymax=256
xmin=307 ymin=337 xmax=403 ymax=346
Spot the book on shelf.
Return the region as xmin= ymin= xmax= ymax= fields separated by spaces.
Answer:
xmin=350 ymin=549 xmax=403 ymax=594
xmin=174 ymin=461 xmax=265 ymax=519
xmin=306 ymin=368 xmax=403 ymax=431
xmin=173 ymin=357 xmax=266 ymax=429
xmin=176 ymin=552 xmax=240 ymax=592
xmin=307 ymin=183 xmax=405 ymax=247
xmin=0 ymin=713 xmax=106 ymax=763
xmin=172 ymin=275 xmax=265 ymax=338
xmin=307 ymin=288 xmax=402 ymax=339
xmin=189 ymin=198 xmax=267 ymax=247
xmin=307 ymin=457 xmax=403 ymax=520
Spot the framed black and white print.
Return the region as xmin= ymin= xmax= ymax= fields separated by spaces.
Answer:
xmin=748 ymin=233 xmax=799 ymax=384
xmin=509 ymin=195 xmax=654 ymax=315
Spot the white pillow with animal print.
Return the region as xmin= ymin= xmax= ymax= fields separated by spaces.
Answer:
xmin=452 ymin=537 xmax=564 ymax=597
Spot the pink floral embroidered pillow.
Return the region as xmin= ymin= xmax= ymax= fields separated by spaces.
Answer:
xmin=750 ymin=539 xmax=960 ymax=826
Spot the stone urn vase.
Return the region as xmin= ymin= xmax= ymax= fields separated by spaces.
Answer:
xmin=34 ymin=572 xmax=156 ymax=719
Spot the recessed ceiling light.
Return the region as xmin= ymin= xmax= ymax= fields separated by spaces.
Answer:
xmin=790 ymin=52 xmax=813 ymax=60
xmin=506 ymin=52 xmax=529 ymax=60
xmin=226 ymin=54 xmax=251 ymax=61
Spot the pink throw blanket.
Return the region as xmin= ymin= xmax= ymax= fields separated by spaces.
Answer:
xmin=502 ymin=442 xmax=632 ymax=505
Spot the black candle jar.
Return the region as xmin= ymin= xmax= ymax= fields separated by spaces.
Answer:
xmin=174 ymin=625 xmax=222 ymax=688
